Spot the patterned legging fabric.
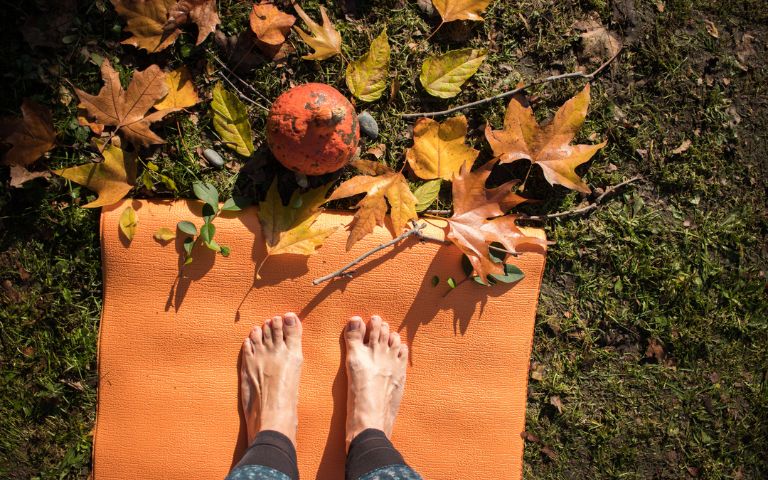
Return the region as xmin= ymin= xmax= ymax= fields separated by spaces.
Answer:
xmin=225 ymin=429 xmax=423 ymax=480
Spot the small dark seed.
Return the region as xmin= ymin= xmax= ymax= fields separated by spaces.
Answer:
xmin=358 ymin=111 xmax=379 ymax=140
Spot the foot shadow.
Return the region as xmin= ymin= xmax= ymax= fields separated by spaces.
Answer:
xmin=229 ymin=347 xmax=248 ymax=471
xmin=315 ymin=331 xmax=347 ymax=479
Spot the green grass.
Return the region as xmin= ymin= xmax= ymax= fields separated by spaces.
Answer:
xmin=1 ymin=0 xmax=766 ymax=478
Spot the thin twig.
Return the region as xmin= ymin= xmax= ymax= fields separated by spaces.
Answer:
xmin=424 ymin=209 xmax=452 ymax=216
xmin=521 ymin=176 xmax=643 ymax=221
xmin=312 ymin=222 xmax=443 ymax=285
xmin=216 ymin=71 xmax=269 ymax=111
xmin=400 ymin=49 xmax=622 ymax=119
xmin=212 ymin=56 xmax=272 ymax=105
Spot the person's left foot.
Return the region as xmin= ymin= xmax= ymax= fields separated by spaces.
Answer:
xmin=240 ymin=313 xmax=303 ymax=447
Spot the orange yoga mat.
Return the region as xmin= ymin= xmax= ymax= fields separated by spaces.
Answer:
xmin=94 ymin=199 xmax=547 ymax=480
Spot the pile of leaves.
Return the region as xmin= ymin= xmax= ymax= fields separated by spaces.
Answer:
xmin=1 ymin=0 xmax=611 ymax=287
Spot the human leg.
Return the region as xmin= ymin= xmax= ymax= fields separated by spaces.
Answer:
xmin=226 ymin=313 xmax=303 ymax=480
xmin=343 ymin=315 xmax=423 ymax=480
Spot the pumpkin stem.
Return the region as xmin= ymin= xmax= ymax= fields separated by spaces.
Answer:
xmin=313 ymin=105 xmax=345 ymax=126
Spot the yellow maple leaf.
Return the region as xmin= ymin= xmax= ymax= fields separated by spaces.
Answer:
xmin=406 ymin=115 xmax=479 ymax=181
xmin=257 ymin=180 xmax=337 ymax=278
xmin=154 ymin=66 xmax=199 ymax=110
xmin=327 ymin=159 xmax=418 ymax=250
xmin=75 ymin=59 xmax=178 ymax=147
xmin=346 ymin=29 xmax=390 ymax=102
xmin=293 ymin=4 xmax=342 ymax=60
xmin=54 ymin=141 xmax=137 ymax=208
xmin=432 ymin=0 xmax=491 ymax=23
xmin=111 ymin=0 xmax=181 ymax=53
xmin=485 ymin=84 xmax=607 ymax=193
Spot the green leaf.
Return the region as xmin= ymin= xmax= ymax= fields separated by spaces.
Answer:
xmin=413 ymin=179 xmax=442 ymax=212
xmin=184 ymin=255 xmax=194 ymax=265
xmin=178 ymin=221 xmax=197 ymax=236
xmin=153 ymin=227 xmax=176 ymax=241
xmin=222 ymin=196 xmax=250 ymax=212
xmin=220 ymin=245 xmax=231 ymax=257
xmin=489 ymin=263 xmax=525 ymax=284
xmin=200 ymin=222 xmax=215 ymax=244
xmin=146 ymin=161 xmax=159 ymax=172
xmin=160 ymin=174 xmax=178 ymax=192
xmin=431 ymin=275 xmax=439 ymax=287
xmin=119 ymin=206 xmax=138 ymax=241
xmin=345 ymin=29 xmax=390 ymax=102
xmin=204 ymin=238 xmax=222 ymax=252
xmin=419 ymin=48 xmax=488 ymax=99
xmin=447 ymin=277 xmax=456 ymax=288
xmin=211 ymin=82 xmax=254 ymax=156
xmin=193 ymin=182 xmax=219 ymax=210
xmin=183 ymin=237 xmax=195 ymax=256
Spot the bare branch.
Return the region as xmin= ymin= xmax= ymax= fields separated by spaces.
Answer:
xmin=400 ymin=49 xmax=621 ymax=119
xmin=522 ymin=176 xmax=643 ymax=221
xmin=312 ymin=222 xmax=443 ymax=285
xmin=215 ymin=70 xmax=269 ymax=111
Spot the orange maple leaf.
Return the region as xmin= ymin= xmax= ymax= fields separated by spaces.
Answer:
xmin=75 ymin=59 xmax=177 ymax=147
xmin=327 ymin=159 xmax=417 ymax=250
xmin=446 ymin=160 xmax=546 ymax=281
xmin=250 ymin=2 xmax=295 ymax=46
xmin=485 ymin=84 xmax=606 ymax=193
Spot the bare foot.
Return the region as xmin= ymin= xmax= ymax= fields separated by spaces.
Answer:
xmin=344 ymin=315 xmax=408 ymax=450
xmin=240 ymin=312 xmax=303 ymax=447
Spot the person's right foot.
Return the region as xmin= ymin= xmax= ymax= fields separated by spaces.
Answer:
xmin=344 ymin=315 xmax=408 ymax=450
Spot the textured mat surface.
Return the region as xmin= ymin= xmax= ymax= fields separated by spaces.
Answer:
xmin=94 ymin=199 xmax=546 ymax=480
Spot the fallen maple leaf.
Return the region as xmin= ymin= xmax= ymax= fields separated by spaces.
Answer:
xmin=406 ymin=115 xmax=478 ymax=181
xmin=111 ymin=0 xmax=182 ymax=52
xmin=431 ymin=0 xmax=491 ymax=23
xmin=154 ymin=66 xmax=199 ymax=110
xmin=54 ymin=141 xmax=137 ymax=208
xmin=257 ymin=180 xmax=337 ymax=278
xmin=249 ymin=2 xmax=295 ymax=46
xmin=164 ymin=0 xmax=220 ymax=45
xmin=293 ymin=4 xmax=342 ymax=61
xmin=346 ymin=29 xmax=390 ymax=102
xmin=211 ymin=82 xmax=254 ymax=156
xmin=76 ymin=59 xmax=177 ymax=147
xmin=419 ymin=48 xmax=487 ymax=98
xmin=1 ymin=99 xmax=56 ymax=168
xmin=485 ymin=84 xmax=607 ymax=193
xmin=446 ymin=160 xmax=545 ymax=281
xmin=327 ymin=159 xmax=418 ymax=250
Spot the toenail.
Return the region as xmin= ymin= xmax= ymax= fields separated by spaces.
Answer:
xmin=349 ymin=319 xmax=360 ymax=331
xmin=285 ymin=315 xmax=295 ymax=326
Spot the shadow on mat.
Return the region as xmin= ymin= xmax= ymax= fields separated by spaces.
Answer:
xmin=164 ymin=233 xmax=217 ymax=312
xmin=315 ymin=332 xmax=347 ymax=479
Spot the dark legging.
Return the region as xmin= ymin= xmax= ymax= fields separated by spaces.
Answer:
xmin=225 ymin=429 xmax=423 ymax=480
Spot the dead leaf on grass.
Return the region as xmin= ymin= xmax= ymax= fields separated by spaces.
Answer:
xmin=164 ymin=0 xmax=220 ymax=46
xmin=293 ymin=4 xmax=342 ymax=61
xmin=671 ymin=139 xmax=691 ymax=155
xmin=250 ymin=2 xmax=295 ymax=46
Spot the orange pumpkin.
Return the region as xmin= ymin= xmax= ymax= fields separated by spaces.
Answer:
xmin=266 ymin=83 xmax=360 ymax=175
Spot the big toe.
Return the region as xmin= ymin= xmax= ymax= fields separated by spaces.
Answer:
xmin=283 ymin=312 xmax=302 ymax=347
xmin=345 ymin=316 xmax=366 ymax=346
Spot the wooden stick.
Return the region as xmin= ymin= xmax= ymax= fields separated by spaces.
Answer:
xmin=400 ymin=50 xmax=621 ymax=119
xmin=312 ymin=222 xmax=442 ymax=285
xmin=521 ymin=176 xmax=643 ymax=221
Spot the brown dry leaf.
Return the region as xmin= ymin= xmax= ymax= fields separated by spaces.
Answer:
xmin=406 ymin=115 xmax=479 ymax=181
xmin=250 ymin=2 xmax=295 ymax=46
xmin=549 ymin=395 xmax=563 ymax=413
xmin=703 ymin=19 xmax=719 ymax=38
xmin=671 ymin=139 xmax=691 ymax=155
xmin=164 ymin=0 xmax=220 ymax=45
xmin=257 ymin=180 xmax=337 ymax=278
xmin=76 ymin=59 xmax=177 ymax=147
xmin=293 ymin=4 xmax=342 ymax=60
xmin=431 ymin=0 xmax=491 ymax=23
xmin=1 ymin=99 xmax=56 ymax=167
xmin=327 ymin=159 xmax=417 ymax=250
xmin=154 ymin=66 xmax=200 ymax=110
xmin=485 ymin=85 xmax=607 ymax=193
xmin=446 ymin=160 xmax=545 ymax=280
xmin=111 ymin=0 xmax=182 ymax=52
xmin=9 ymin=165 xmax=50 ymax=188
xmin=54 ymin=141 xmax=137 ymax=208
xmin=579 ymin=25 xmax=622 ymax=63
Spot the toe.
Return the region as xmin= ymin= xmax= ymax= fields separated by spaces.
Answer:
xmin=283 ymin=312 xmax=302 ymax=347
xmin=378 ymin=321 xmax=390 ymax=346
xmin=367 ymin=315 xmax=382 ymax=346
xmin=344 ymin=316 xmax=366 ymax=346
xmin=389 ymin=332 xmax=401 ymax=349
xmin=271 ymin=315 xmax=284 ymax=345
xmin=249 ymin=325 xmax=263 ymax=348
xmin=242 ymin=337 xmax=254 ymax=356
xmin=398 ymin=343 xmax=409 ymax=361
xmin=262 ymin=320 xmax=273 ymax=346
